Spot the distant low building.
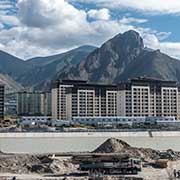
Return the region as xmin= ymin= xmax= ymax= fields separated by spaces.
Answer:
xmin=17 ymin=91 xmax=51 ymax=116
xmin=19 ymin=116 xmax=51 ymax=126
xmin=72 ymin=116 xmax=176 ymax=126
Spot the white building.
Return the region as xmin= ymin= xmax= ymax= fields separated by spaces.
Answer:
xmin=72 ymin=116 xmax=176 ymax=126
xmin=51 ymin=78 xmax=180 ymax=121
xmin=117 ymin=77 xmax=179 ymax=120
xmin=52 ymin=80 xmax=117 ymax=120
xmin=20 ymin=116 xmax=51 ymax=125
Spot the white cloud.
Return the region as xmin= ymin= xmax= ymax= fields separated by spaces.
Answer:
xmin=69 ymin=0 xmax=180 ymax=15
xmin=17 ymin=0 xmax=87 ymax=28
xmin=0 ymin=0 xmax=15 ymax=10
xmin=0 ymin=0 xmax=180 ymax=60
xmin=119 ymin=17 xmax=148 ymax=24
xmin=142 ymin=34 xmax=180 ymax=58
xmin=87 ymin=8 xmax=110 ymax=20
xmin=0 ymin=15 xmax=19 ymax=26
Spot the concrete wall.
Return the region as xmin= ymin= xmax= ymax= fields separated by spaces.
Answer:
xmin=1 ymin=131 xmax=180 ymax=138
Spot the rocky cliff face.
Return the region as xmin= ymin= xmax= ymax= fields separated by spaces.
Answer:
xmin=59 ymin=30 xmax=180 ymax=84
xmin=1 ymin=29 xmax=180 ymax=91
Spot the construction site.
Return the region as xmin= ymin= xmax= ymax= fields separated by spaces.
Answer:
xmin=0 ymin=138 xmax=180 ymax=180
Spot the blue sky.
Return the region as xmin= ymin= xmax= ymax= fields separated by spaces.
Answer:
xmin=0 ymin=0 xmax=180 ymax=60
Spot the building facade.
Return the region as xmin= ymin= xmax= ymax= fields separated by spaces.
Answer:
xmin=117 ymin=78 xmax=179 ymax=120
xmin=52 ymin=80 xmax=117 ymax=120
xmin=51 ymin=78 xmax=180 ymax=120
xmin=17 ymin=91 xmax=51 ymax=116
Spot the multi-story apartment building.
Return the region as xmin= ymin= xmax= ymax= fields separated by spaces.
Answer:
xmin=0 ymin=84 xmax=4 ymax=121
xmin=51 ymin=80 xmax=117 ymax=120
xmin=117 ymin=78 xmax=179 ymax=119
xmin=51 ymin=78 xmax=180 ymax=120
xmin=17 ymin=91 xmax=51 ymax=116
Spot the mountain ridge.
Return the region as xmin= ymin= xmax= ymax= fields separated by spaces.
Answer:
xmin=58 ymin=30 xmax=180 ymax=84
xmin=0 ymin=45 xmax=97 ymax=92
xmin=1 ymin=30 xmax=180 ymax=92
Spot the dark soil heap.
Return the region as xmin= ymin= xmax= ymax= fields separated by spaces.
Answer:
xmin=93 ymin=138 xmax=160 ymax=161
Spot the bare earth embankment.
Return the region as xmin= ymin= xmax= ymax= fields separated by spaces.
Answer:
xmin=1 ymin=138 xmax=180 ymax=180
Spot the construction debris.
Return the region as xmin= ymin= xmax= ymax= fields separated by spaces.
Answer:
xmin=0 ymin=154 xmax=78 ymax=174
xmin=1 ymin=138 xmax=180 ymax=180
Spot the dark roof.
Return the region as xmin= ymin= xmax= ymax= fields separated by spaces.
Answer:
xmin=52 ymin=79 xmax=117 ymax=89
xmin=53 ymin=77 xmax=178 ymax=90
xmin=117 ymin=77 xmax=178 ymax=90
xmin=130 ymin=77 xmax=177 ymax=84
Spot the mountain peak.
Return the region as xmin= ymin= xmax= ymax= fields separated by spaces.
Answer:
xmin=124 ymin=30 xmax=140 ymax=36
xmin=111 ymin=30 xmax=144 ymax=51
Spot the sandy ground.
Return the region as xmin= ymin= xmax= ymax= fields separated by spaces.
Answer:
xmin=1 ymin=161 xmax=180 ymax=180
xmin=136 ymin=160 xmax=180 ymax=180
xmin=1 ymin=138 xmax=180 ymax=180
xmin=0 ymin=173 xmax=89 ymax=180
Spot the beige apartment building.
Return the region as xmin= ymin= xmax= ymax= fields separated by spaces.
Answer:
xmin=52 ymin=80 xmax=117 ymax=120
xmin=51 ymin=78 xmax=180 ymax=120
xmin=117 ymin=78 xmax=179 ymax=120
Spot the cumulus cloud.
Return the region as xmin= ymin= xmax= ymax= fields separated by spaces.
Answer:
xmin=87 ymin=8 xmax=110 ymax=20
xmin=0 ymin=0 xmax=180 ymax=60
xmin=69 ymin=0 xmax=180 ymax=15
xmin=143 ymin=34 xmax=180 ymax=58
xmin=0 ymin=0 xmax=15 ymax=10
xmin=119 ymin=17 xmax=148 ymax=24
xmin=17 ymin=0 xmax=87 ymax=29
xmin=0 ymin=15 xmax=19 ymax=26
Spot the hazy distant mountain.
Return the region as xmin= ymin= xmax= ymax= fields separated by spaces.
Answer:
xmin=0 ymin=50 xmax=32 ymax=80
xmin=0 ymin=74 xmax=23 ymax=93
xmin=27 ymin=45 xmax=96 ymax=67
xmin=0 ymin=51 xmax=32 ymax=92
xmin=0 ymin=46 xmax=96 ymax=92
xmin=58 ymin=30 xmax=180 ymax=83
xmin=17 ymin=45 xmax=97 ymax=88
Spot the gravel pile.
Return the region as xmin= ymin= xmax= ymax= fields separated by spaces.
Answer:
xmin=93 ymin=138 xmax=160 ymax=161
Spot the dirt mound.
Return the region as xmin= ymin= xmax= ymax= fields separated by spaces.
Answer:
xmin=93 ymin=138 xmax=160 ymax=161
xmin=94 ymin=138 xmax=130 ymax=153
xmin=0 ymin=154 xmax=41 ymax=174
xmin=0 ymin=154 xmax=78 ymax=174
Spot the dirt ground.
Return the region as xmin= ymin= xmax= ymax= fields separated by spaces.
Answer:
xmin=1 ymin=138 xmax=180 ymax=180
xmin=1 ymin=162 xmax=180 ymax=180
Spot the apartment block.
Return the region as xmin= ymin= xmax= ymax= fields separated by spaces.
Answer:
xmin=51 ymin=78 xmax=180 ymax=121
xmin=17 ymin=91 xmax=51 ymax=116
xmin=51 ymin=80 xmax=117 ymax=120
xmin=117 ymin=78 xmax=179 ymax=119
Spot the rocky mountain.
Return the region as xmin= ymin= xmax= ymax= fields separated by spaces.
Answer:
xmin=0 ymin=46 xmax=96 ymax=92
xmin=18 ymin=45 xmax=96 ymax=88
xmin=0 ymin=74 xmax=23 ymax=93
xmin=2 ymin=30 xmax=180 ymax=92
xmin=0 ymin=50 xmax=32 ymax=80
xmin=59 ymin=30 xmax=180 ymax=83
xmin=27 ymin=45 xmax=96 ymax=67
